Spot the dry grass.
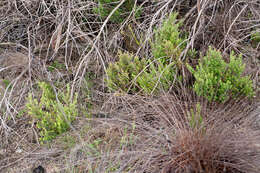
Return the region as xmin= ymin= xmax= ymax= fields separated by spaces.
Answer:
xmin=0 ymin=0 xmax=259 ymax=172
xmin=56 ymin=93 xmax=259 ymax=173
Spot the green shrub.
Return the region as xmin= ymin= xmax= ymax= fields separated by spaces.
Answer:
xmin=107 ymin=52 xmax=179 ymax=94
xmin=26 ymin=82 xmax=78 ymax=142
xmin=152 ymin=13 xmax=182 ymax=59
xmin=136 ymin=58 xmax=176 ymax=94
xmin=93 ymin=0 xmax=141 ymax=23
xmin=106 ymin=52 xmax=146 ymax=93
xmin=187 ymin=47 xmax=254 ymax=102
xmin=152 ymin=12 xmax=193 ymax=66
xmin=106 ymin=51 xmax=179 ymax=94
xmin=106 ymin=12 xmax=190 ymax=95
xmin=251 ymin=31 xmax=260 ymax=48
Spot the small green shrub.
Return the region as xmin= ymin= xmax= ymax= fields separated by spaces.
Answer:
xmin=106 ymin=51 xmax=179 ymax=94
xmin=152 ymin=13 xmax=184 ymax=62
xmin=187 ymin=47 xmax=254 ymax=102
xmin=106 ymin=12 xmax=191 ymax=95
xmin=93 ymin=0 xmax=141 ymax=23
xmin=251 ymin=31 xmax=260 ymax=48
xmin=136 ymin=58 xmax=176 ymax=94
xmin=152 ymin=12 xmax=196 ymax=66
xmin=26 ymin=82 xmax=78 ymax=142
xmin=106 ymin=52 xmax=146 ymax=93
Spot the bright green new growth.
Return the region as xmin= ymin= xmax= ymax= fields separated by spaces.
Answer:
xmin=187 ymin=47 xmax=254 ymax=103
xmin=26 ymin=82 xmax=78 ymax=142
xmin=106 ymin=12 xmax=187 ymax=94
xmin=93 ymin=0 xmax=141 ymax=23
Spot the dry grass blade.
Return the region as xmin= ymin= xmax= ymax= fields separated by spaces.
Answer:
xmin=51 ymin=23 xmax=63 ymax=54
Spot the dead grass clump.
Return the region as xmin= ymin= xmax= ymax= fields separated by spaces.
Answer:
xmin=147 ymin=95 xmax=260 ymax=173
xmin=162 ymin=122 xmax=259 ymax=173
xmin=66 ymin=93 xmax=259 ymax=173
